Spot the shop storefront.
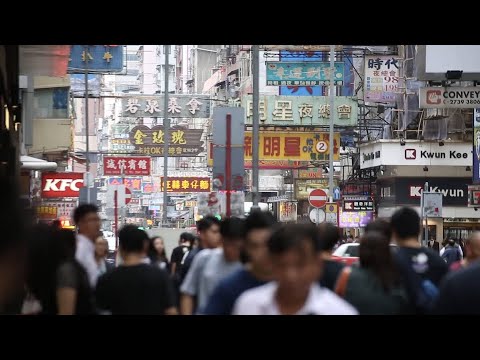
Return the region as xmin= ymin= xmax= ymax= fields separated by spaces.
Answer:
xmin=377 ymin=177 xmax=480 ymax=241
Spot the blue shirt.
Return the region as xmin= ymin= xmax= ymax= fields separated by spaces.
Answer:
xmin=202 ymin=267 xmax=266 ymax=315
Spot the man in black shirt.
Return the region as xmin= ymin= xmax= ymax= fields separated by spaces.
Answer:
xmin=170 ymin=232 xmax=195 ymax=277
xmin=390 ymin=207 xmax=448 ymax=314
xmin=318 ymin=223 xmax=344 ymax=291
xmin=95 ymin=225 xmax=177 ymax=315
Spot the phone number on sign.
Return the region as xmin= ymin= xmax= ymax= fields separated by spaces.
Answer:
xmin=444 ymin=99 xmax=480 ymax=105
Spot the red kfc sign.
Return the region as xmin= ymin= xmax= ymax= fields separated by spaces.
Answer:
xmin=41 ymin=172 xmax=85 ymax=198
xmin=103 ymin=156 xmax=151 ymax=176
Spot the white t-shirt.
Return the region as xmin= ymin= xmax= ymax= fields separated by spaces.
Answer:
xmin=232 ymin=282 xmax=358 ymax=315
xmin=75 ymin=234 xmax=99 ymax=287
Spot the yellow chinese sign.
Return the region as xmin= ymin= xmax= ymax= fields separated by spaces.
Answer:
xmin=36 ymin=206 xmax=58 ymax=220
xmin=129 ymin=125 xmax=204 ymax=157
xmin=159 ymin=177 xmax=211 ymax=193
xmin=295 ymin=179 xmax=339 ymax=200
xmin=245 ymin=131 xmax=340 ymax=162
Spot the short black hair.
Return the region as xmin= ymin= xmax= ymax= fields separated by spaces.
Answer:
xmin=220 ymin=217 xmax=245 ymax=242
xmin=268 ymin=223 xmax=322 ymax=255
xmin=73 ymin=204 xmax=99 ymax=225
xmin=318 ymin=223 xmax=340 ymax=251
xmin=245 ymin=210 xmax=276 ymax=234
xmin=119 ymin=225 xmax=149 ymax=253
xmin=196 ymin=216 xmax=220 ymax=233
xmin=180 ymin=232 xmax=195 ymax=243
xmin=390 ymin=207 xmax=420 ymax=240
xmin=365 ymin=219 xmax=392 ymax=240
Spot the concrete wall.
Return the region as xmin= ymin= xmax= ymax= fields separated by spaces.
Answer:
xmin=147 ymin=227 xmax=196 ymax=259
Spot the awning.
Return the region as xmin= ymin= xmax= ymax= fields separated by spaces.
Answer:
xmin=202 ymin=67 xmax=227 ymax=93
xmin=20 ymin=155 xmax=57 ymax=171
xmin=19 ymin=45 xmax=71 ymax=77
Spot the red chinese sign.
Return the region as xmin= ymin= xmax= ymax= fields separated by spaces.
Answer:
xmin=160 ymin=177 xmax=211 ymax=192
xmin=108 ymin=177 xmax=142 ymax=191
xmin=103 ymin=156 xmax=151 ymax=176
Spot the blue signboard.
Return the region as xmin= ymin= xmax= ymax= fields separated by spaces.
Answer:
xmin=279 ymin=51 xmax=323 ymax=96
xmin=266 ymin=61 xmax=344 ymax=86
xmin=68 ymin=45 xmax=124 ymax=73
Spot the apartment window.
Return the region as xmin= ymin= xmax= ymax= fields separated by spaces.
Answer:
xmin=127 ymin=68 xmax=139 ymax=76
xmin=34 ymin=87 xmax=69 ymax=119
xmin=126 ymin=53 xmax=138 ymax=62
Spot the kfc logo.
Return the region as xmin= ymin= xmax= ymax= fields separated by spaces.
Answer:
xmin=405 ymin=149 xmax=417 ymax=160
xmin=41 ymin=172 xmax=85 ymax=198
xmin=426 ymin=90 xmax=442 ymax=105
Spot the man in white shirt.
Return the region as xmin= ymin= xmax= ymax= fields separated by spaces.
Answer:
xmin=233 ymin=223 xmax=357 ymax=315
xmin=73 ymin=204 xmax=101 ymax=288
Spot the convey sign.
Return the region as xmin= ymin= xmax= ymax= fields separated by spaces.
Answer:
xmin=419 ymin=87 xmax=480 ymax=109
xmin=42 ymin=172 xmax=84 ymax=198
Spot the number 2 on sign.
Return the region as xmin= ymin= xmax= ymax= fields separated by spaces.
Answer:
xmin=316 ymin=141 xmax=328 ymax=153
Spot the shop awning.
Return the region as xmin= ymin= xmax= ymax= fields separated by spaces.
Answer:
xmin=20 ymin=155 xmax=57 ymax=170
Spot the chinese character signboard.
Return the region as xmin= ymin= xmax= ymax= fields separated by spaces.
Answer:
xmin=108 ymin=177 xmax=142 ymax=191
xmin=266 ymin=62 xmax=344 ymax=86
xmin=68 ymin=45 xmax=124 ymax=73
xmin=474 ymin=109 xmax=480 ymax=184
xmin=339 ymin=210 xmax=374 ymax=228
xmin=343 ymin=196 xmax=374 ymax=211
xmin=128 ymin=126 xmax=204 ymax=157
xmin=364 ymin=55 xmax=401 ymax=103
xmin=295 ymin=179 xmax=339 ymax=200
xmin=142 ymin=182 xmax=154 ymax=193
xmin=159 ymin=177 xmax=211 ymax=193
xmin=121 ymin=95 xmax=210 ymax=118
xmin=103 ymin=156 xmax=151 ymax=176
xmin=36 ymin=205 xmax=58 ymax=220
xmin=279 ymin=202 xmax=297 ymax=222
xmin=244 ymin=131 xmax=340 ymax=162
xmin=242 ymin=96 xmax=357 ymax=127
xmin=294 ymin=168 xmax=324 ymax=179
xmin=43 ymin=201 xmax=76 ymax=218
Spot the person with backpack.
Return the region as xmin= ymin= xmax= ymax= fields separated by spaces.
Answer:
xmin=390 ymin=207 xmax=448 ymax=314
xmin=441 ymin=239 xmax=462 ymax=267
xmin=333 ymin=231 xmax=409 ymax=315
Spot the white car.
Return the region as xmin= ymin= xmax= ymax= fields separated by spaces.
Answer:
xmin=332 ymin=242 xmax=397 ymax=265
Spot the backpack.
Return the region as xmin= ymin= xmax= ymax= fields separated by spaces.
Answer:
xmin=394 ymin=249 xmax=439 ymax=314
xmin=441 ymin=246 xmax=461 ymax=266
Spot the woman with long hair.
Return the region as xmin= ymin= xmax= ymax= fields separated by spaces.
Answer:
xmin=148 ymin=236 xmax=170 ymax=271
xmin=26 ymin=224 xmax=95 ymax=315
xmin=334 ymin=231 xmax=409 ymax=315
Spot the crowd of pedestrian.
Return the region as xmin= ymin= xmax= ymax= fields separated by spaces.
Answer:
xmin=2 ymin=189 xmax=480 ymax=315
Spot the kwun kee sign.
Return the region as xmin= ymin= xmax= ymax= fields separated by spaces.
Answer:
xmin=359 ymin=141 xmax=472 ymax=169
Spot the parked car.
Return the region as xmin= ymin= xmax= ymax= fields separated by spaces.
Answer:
xmin=331 ymin=242 xmax=397 ymax=266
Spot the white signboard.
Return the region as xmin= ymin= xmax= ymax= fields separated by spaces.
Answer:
xmin=360 ymin=141 xmax=472 ymax=169
xmin=309 ymin=208 xmax=326 ymax=224
xmin=419 ymin=87 xmax=480 ymax=109
xmin=364 ymin=55 xmax=401 ymax=103
xmin=426 ymin=46 xmax=480 ymax=74
xmin=422 ymin=192 xmax=443 ymax=218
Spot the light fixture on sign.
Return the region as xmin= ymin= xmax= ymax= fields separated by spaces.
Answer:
xmin=400 ymin=138 xmax=405 ymax=146
xmin=423 ymin=166 xmax=428 ymax=172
